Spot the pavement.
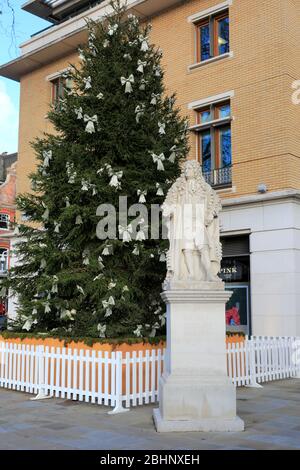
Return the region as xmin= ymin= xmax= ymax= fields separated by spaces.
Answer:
xmin=0 ymin=379 xmax=300 ymax=450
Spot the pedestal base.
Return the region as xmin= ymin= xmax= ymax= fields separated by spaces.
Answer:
xmin=153 ymin=408 xmax=244 ymax=432
xmin=155 ymin=287 xmax=244 ymax=433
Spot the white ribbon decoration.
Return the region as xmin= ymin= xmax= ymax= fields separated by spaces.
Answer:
xmin=76 ymin=285 xmax=85 ymax=295
xmin=150 ymin=93 xmax=160 ymax=105
xmin=136 ymin=229 xmax=146 ymax=242
xmin=42 ymin=207 xmax=49 ymax=221
xmin=133 ymin=325 xmax=143 ymax=337
xmin=120 ymin=74 xmax=134 ymax=94
xmin=153 ymin=65 xmax=161 ymax=77
xmin=98 ymin=256 xmax=105 ymax=269
xmin=135 ymin=105 xmax=145 ymax=123
xmin=132 ymin=244 xmax=140 ymax=256
xmin=108 ymin=24 xmax=118 ymax=35
xmin=137 ymin=189 xmax=147 ymax=203
xmin=152 ymin=153 xmax=165 ymax=171
xmin=51 ymin=275 xmax=59 ymax=294
xmin=83 ymin=76 xmax=92 ymax=89
xmin=139 ymin=35 xmax=149 ymax=51
xmin=102 ymin=245 xmax=112 ymax=256
xmin=65 ymin=196 xmax=70 ymax=207
xmin=103 ymin=39 xmax=110 ymax=48
xmin=75 ymin=215 xmax=83 ymax=225
xmin=97 ymin=92 xmax=104 ymax=100
xmin=54 ymin=221 xmax=61 ymax=233
xmin=139 ymin=79 xmax=148 ymax=90
xmin=74 ymin=107 xmax=83 ymax=119
xmin=109 ymin=171 xmax=123 ymax=189
xmin=97 ymin=323 xmax=107 ymax=338
xmin=156 ymin=183 xmax=164 ymax=196
xmin=22 ymin=317 xmax=38 ymax=332
xmin=84 ymin=114 xmax=98 ymax=134
xmin=108 ymin=280 xmax=116 ymax=290
xmin=158 ymin=122 xmax=166 ymax=135
xmin=119 ymin=224 xmax=133 ymax=243
xmin=149 ymin=322 xmax=160 ymax=338
xmin=42 ymin=150 xmax=52 ymax=167
xmin=137 ymin=60 xmax=147 ymax=73
xmin=169 ymin=145 xmax=177 ymax=162
xmin=81 ymin=179 xmax=90 ymax=191
xmin=61 ymin=309 xmax=76 ymax=321
xmin=82 ymin=251 xmax=90 ymax=265
xmin=102 ymin=296 xmax=115 ymax=318
xmin=44 ymin=302 xmax=51 ymax=314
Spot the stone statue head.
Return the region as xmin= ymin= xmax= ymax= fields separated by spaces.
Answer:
xmin=183 ymin=160 xmax=202 ymax=181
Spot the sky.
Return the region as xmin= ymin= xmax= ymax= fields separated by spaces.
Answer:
xmin=0 ymin=0 xmax=50 ymax=154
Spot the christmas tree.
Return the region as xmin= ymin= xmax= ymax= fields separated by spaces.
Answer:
xmin=2 ymin=1 xmax=189 ymax=339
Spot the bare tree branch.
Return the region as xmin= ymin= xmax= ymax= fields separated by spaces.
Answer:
xmin=0 ymin=0 xmax=17 ymax=54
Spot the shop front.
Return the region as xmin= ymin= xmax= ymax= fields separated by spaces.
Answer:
xmin=220 ymin=235 xmax=251 ymax=335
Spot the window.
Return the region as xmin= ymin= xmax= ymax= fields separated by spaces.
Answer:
xmin=195 ymin=101 xmax=232 ymax=187
xmin=196 ymin=10 xmax=229 ymax=62
xmin=51 ymin=76 xmax=73 ymax=108
xmin=0 ymin=249 xmax=8 ymax=273
xmin=0 ymin=213 xmax=9 ymax=230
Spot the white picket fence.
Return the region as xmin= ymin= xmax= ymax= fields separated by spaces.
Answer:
xmin=0 ymin=337 xmax=299 ymax=411
xmin=228 ymin=336 xmax=300 ymax=387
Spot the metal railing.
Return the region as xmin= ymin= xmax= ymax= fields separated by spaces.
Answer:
xmin=203 ymin=165 xmax=232 ymax=188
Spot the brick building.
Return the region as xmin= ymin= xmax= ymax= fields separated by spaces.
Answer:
xmin=0 ymin=0 xmax=299 ymax=335
xmin=0 ymin=155 xmax=17 ymax=322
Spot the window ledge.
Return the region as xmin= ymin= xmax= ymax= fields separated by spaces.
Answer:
xmin=216 ymin=185 xmax=236 ymax=194
xmin=188 ymin=52 xmax=233 ymax=71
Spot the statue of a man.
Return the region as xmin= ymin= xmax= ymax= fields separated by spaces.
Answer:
xmin=162 ymin=160 xmax=222 ymax=283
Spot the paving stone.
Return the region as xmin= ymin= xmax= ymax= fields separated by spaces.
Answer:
xmin=0 ymin=379 xmax=300 ymax=449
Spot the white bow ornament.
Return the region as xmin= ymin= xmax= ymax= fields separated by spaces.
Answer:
xmin=84 ymin=114 xmax=98 ymax=134
xmin=120 ymin=75 xmax=134 ymax=94
xmin=137 ymin=60 xmax=147 ymax=73
xmin=152 ymin=153 xmax=165 ymax=171
xmin=156 ymin=183 xmax=164 ymax=196
xmin=137 ymin=189 xmax=147 ymax=203
xmin=119 ymin=224 xmax=133 ymax=243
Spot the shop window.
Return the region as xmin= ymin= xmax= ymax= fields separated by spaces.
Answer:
xmin=220 ymin=235 xmax=251 ymax=335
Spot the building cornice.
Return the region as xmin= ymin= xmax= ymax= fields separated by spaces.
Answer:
xmin=1 ymin=0 xmax=182 ymax=81
xmin=222 ymin=189 xmax=300 ymax=209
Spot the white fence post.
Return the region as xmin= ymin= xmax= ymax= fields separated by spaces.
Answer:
xmin=292 ymin=338 xmax=300 ymax=379
xmin=31 ymin=345 xmax=50 ymax=400
xmin=246 ymin=338 xmax=263 ymax=388
xmin=108 ymin=351 xmax=129 ymax=415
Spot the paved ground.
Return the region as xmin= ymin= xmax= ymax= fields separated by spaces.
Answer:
xmin=0 ymin=379 xmax=299 ymax=450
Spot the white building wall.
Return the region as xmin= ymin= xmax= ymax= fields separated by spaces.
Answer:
xmin=220 ymin=191 xmax=300 ymax=337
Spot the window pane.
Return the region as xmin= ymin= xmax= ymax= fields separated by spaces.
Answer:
xmin=219 ymin=126 xmax=231 ymax=167
xmin=200 ymin=24 xmax=211 ymax=61
xmin=201 ymin=130 xmax=212 ymax=172
xmin=200 ymin=110 xmax=212 ymax=123
xmin=218 ymin=16 xmax=229 ymax=55
xmin=218 ymin=103 xmax=231 ymax=119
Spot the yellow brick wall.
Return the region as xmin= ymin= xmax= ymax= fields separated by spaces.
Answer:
xmin=17 ymin=0 xmax=300 ymax=206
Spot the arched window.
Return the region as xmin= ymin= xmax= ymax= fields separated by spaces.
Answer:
xmin=0 ymin=213 xmax=9 ymax=230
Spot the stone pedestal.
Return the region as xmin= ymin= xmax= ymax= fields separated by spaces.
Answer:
xmin=153 ymin=283 xmax=244 ymax=432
